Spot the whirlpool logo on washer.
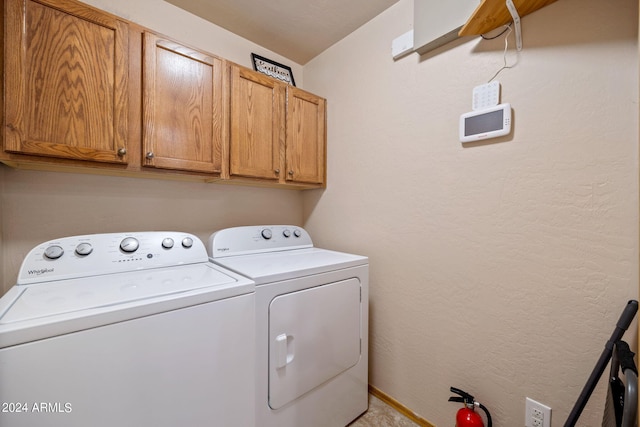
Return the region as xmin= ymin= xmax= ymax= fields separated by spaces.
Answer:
xmin=28 ymin=268 xmax=54 ymax=276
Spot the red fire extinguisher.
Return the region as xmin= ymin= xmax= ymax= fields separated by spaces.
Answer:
xmin=448 ymin=387 xmax=493 ymax=427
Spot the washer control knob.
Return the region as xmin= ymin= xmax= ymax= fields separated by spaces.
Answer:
xmin=181 ymin=237 xmax=193 ymax=248
xmin=261 ymin=229 xmax=272 ymax=240
xmin=120 ymin=237 xmax=139 ymax=253
xmin=293 ymin=229 xmax=302 ymax=238
xmin=75 ymin=242 xmax=93 ymax=256
xmin=283 ymin=229 xmax=291 ymax=238
xmin=162 ymin=238 xmax=174 ymax=249
xmin=44 ymin=245 xmax=64 ymax=260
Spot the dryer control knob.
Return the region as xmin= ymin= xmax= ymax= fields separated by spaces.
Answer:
xmin=261 ymin=229 xmax=272 ymax=240
xmin=44 ymin=245 xmax=64 ymax=260
xmin=75 ymin=242 xmax=93 ymax=256
xmin=181 ymin=237 xmax=193 ymax=248
xmin=162 ymin=238 xmax=174 ymax=249
xmin=120 ymin=237 xmax=139 ymax=253
xmin=283 ymin=229 xmax=291 ymax=238
xmin=293 ymin=229 xmax=302 ymax=238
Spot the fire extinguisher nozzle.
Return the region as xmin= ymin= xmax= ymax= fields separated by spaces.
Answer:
xmin=448 ymin=387 xmax=492 ymax=427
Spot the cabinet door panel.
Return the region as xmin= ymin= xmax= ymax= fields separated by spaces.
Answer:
xmin=229 ymin=66 xmax=284 ymax=180
xmin=4 ymin=0 xmax=129 ymax=163
xmin=286 ymin=87 xmax=326 ymax=185
xmin=142 ymin=33 xmax=223 ymax=174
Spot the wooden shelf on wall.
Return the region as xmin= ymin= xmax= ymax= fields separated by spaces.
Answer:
xmin=458 ymin=0 xmax=558 ymax=36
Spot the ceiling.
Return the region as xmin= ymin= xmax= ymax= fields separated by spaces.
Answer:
xmin=164 ymin=0 xmax=400 ymax=64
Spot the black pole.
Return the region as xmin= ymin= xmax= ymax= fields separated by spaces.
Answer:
xmin=563 ymin=300 xmax=638 ymax=427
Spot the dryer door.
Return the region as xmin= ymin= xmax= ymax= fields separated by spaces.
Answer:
xmin=268 ymin=278 xmax=361 ymax=410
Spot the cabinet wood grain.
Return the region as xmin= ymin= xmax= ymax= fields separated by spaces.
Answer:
xmin=286 ymin=87 xmax=326 ymax=185
xmin=1 ymin=0 xmax=326 ymax=188
xmin=229 ymin=64 xmax=284 ymax=181
xmin=4 ymin=0 xmax=129 ymax=163
xmin=229 ymin=64 xmax=326 ymax=188
xmin=142 ymin=32 xmax=224 ymax=174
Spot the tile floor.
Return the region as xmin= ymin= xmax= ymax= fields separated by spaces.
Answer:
xmin=348 ymin=394 xmax=421 ymax=427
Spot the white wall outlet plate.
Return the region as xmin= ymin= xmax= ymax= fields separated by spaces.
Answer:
xmin=525 ymin=397 xmax=551 ymax=427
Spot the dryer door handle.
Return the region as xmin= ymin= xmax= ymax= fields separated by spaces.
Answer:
xmin=275 ymin=333 xmax=294 ymax=369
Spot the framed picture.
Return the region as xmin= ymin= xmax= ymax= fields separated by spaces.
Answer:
xmin=251 ymin=54 xmax=296 ymax=86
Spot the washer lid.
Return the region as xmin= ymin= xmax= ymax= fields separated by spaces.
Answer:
xmin=0 ymin=263 xmax=251 ymax=325
xmin=0 ymin=263 xmax=255 ymax=348
xmin=212 ymin=248 xmax=368 ymax=285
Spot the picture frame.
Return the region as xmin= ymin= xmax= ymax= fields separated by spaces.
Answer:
xmin=251 ymin=53 xmax=296 ymax=86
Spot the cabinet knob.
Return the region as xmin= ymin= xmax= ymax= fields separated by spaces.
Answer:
xmin=274 ymin=169 xmax=280 ymax=174
xmin=288 ymin=170 xmax=294 ymax=176
xmin=117 ymin=148 xmax=127 ymax=156
xmin=146 ymin=152 xmax=154 ymax=160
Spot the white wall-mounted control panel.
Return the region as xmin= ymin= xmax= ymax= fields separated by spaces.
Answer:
xmin=459 ymin=103 xmax=512 ymax=143
xmin=472 ymin=81 xmax=501 ymax=110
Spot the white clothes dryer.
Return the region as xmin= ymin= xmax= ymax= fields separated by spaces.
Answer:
xmin=0 ymin=232 xmax=255 ymax=427
xmin=208 ymin=225 xmax=369 ymax=427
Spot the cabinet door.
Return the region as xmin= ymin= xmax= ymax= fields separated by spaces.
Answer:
xmin=142 ymin=32 xmax=224 ymax=174
xmin=285 ymin=87 xmax=326 ymax=185
xmin=229 ymin=65 xmax=284 ymax=181
xmin=4 ymin=0 xmax=129 ymax=164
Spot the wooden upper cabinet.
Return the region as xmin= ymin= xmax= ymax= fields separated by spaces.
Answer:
xmin=4 ymin=0 xmax=129 ymax=163
xmin=285 ymin=87 xmax=326 ymax=185
xmin=142 ymin=32 xmax=224 ymax=174
xmin=229 ymin=65 xmax=285 ymax=181
xmin=229 ymin=64 xmax=326 ymax=187
xmin=1 ymin=0 xmax=326 ymax=187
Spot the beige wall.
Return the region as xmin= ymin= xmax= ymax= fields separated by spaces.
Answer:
xmin=1 ymin=169 xmax=302 ymax=292
xmin=0 ymin=167 xmax=4 ymax=292
xmin=2 ymin=0 xmax=638 ymax=425
xmin=303 ymin=0 xmax=639 ymax=425
xmin=83 ymin=0 xmax=304 ymax=84
xmin=0 ymin=0 xmax=305 ymax=292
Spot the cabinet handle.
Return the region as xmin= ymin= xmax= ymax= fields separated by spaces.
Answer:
xmin=117 ymin=148 xmax=127 ymax=156
xmin=146 ymin=152 xmax=154 ymax=159
xmin=288 ymin=170 xmax=294 ymax=176
xmin=274 ymin=169 xmax=280 ymax=174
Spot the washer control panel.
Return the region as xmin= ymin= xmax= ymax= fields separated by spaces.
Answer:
xmin=17 ymin=232 xmax=208 ymax=285
xmin=208 ymin=225 xmax=313 ymax=258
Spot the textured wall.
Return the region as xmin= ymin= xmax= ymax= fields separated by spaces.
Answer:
xmin=0 ymin=167 xmax=4 ymax=293
xmin=0 ymin=0 xmax=305 ymax=293
xmin=1 ymin=0 xmax=638 ymax=424
xmin=81 ymin=0 xmax=303 ymax=84
xmin=1 ymin=169 xmax=302 ymax=293
xmin=303 ymin=0 xmax=639 ymax=425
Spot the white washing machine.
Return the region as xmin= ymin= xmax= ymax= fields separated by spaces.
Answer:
xmin=0 ymin=232 xmax=255 ymax=427
xmin=208 ymin=225 xmax=369 ymax=427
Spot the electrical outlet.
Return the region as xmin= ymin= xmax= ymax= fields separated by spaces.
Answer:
xmin=525 ymin=397 xmax=551 ymax=427
xmin=532 ymin=408 xmax=544 ymax=419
